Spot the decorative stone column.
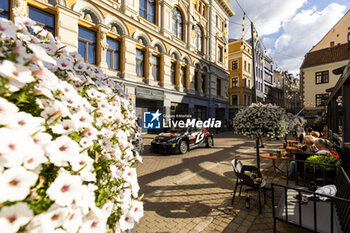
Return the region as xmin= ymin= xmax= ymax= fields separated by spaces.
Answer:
xmin=123 ymin=37 xmax=137 ymax=82
xmin=12 ymin=0 xmax=27 ymax=18
xmin=196 ymin=69 xmax=202 ymax=94
xmin=175 ymin=60 xmax=180 ymax=90
xmin=159 ymin=53 xmax=165 ymax=87
xmin=56 ymin=5 xmax=80 ymax=53
xmin=185 ymin=64 xmax=190 ymax=93
xmin=144 ymin=46 xmax=151 ymax=84
xmin=99 ymin=25 xmax=110 ymax=70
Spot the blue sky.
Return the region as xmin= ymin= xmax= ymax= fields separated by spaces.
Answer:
xmin=228 ymin=0 xmax=350 ymax=75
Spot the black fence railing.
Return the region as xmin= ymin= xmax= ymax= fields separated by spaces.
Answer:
xmin=272 ymin=162 xmax=350 ymax=233
xmin=283 ymin=159 xmax=338 ymax=187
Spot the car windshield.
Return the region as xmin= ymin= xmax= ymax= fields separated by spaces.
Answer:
xmin=168 ymin=128 xmax=187 ymax=134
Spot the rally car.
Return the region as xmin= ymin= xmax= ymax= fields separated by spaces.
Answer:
xmin=150 ymin=127 xmax=214 ymax=154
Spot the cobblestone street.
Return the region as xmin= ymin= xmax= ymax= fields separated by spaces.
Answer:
xmin=134 ymin=132 xmax=311 ymax=233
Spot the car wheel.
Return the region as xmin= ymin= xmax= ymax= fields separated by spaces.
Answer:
xmin=179 ymin=140 xmax=188 ymax=154
xmin=206 ymin=137 xmax=213 ymax=148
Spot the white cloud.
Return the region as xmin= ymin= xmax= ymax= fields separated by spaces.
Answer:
xmin=269 ymin=3 xmax=347 ymax=74
xmin=229 ymin=0 xmax=307 ymax=38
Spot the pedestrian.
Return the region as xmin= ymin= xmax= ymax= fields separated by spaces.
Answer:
xmin=297 ymin=120 xmax=305 ymax=144
xmin=136 ymin=115 xmax=142 ymax=128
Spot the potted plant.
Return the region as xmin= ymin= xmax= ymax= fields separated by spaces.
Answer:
xmin=233 ymin=103 xmax=287 ymax=169
xmin=305 ymin=151 xmax=341 ymax=179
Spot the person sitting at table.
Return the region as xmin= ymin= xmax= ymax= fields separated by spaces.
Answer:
xmin=282 ymin=138 xmax=328 ymax=180
xmin=314 ymin=138 xmax=331 ymax=154
xmin=300 ymin=135 xmax=318 ymax=153
xmin=311 ymin=131 xmax=320 ymax=139
xmin=306 ymin=127 xmax=313 ymax=136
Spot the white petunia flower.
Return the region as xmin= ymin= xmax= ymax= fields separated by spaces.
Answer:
xmin=40 ymin=99 xmax=71 ymax=119
xmin=57 ymin=57 xmax=73 ymax=70
xmin=71 ymin=111 xmax=93 ymax=129
xmin=63 ymin=205 xmax=83 ymax=233
xmin=27 ymin=204 xmax=69 ymax=232
xmin=0 ymin=97 xmax=18 ymax=125
xmin=0 ymin=166 xmax=38 ymax=202
xmin=23 ymin=145 xmax=47 ymax=170
xmin=75 ymin=184 xmax=97 ymax=214
xmin=28 ymin=43 xmax=57 ymax=65
xmin=79 ymin=210 xmax=108 ymax=233
xmin=0 ymin=202 xmax=33 ymax=233
xmin=118 ymin=211 xmax=134 ymax=231
xmin=70 ymin=153 xmax=94 ymax=172
xmin=0 ymin=18 xmax=17 ymax=40
xmin=0 ymin=128 xmax=35 ymax=168
xmin=33 ymin=132 xmax=52 ymax=147
xmin=0 ymin=60 xmax=35 ymax=92
xmin=74 ymin=61 xmax=87 ymax=72
xmin=45 ymin=135 xmax=81 ymax=167
xmin=46 ymin=170 xmax=83 ymax=206
xmin=129 ymin=200 xmax=143 ymax=222
xmin=7 ymin=111 xmax=44 ymax=132
xmin=50 ymin=119 xmax=76 ymax=135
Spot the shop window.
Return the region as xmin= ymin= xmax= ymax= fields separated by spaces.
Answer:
xmin=78 ymin=26 xmax=96 ymax=64
xmin=28 ymin=5 xmax=55 ymax=35
xmin=106 ymin=37 xmax=120 ymax=70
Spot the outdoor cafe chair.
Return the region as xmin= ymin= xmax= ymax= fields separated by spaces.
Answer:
xmin=231 ymin=159 xmax=267 ymax=213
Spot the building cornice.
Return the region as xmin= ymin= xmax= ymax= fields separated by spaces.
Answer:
xmin=214 ymin=0 xmax=235 ymax=17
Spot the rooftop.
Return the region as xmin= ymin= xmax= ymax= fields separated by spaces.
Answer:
xmin=301 ymin=43 xmax=350 ymax=69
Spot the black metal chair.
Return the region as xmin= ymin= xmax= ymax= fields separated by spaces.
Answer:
xmin=231 ymin=159 xmax=267 ymax=213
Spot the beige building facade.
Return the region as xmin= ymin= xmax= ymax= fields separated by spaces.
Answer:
xmin=310 ymin=10 xmax=350 ymax=52
xmin=300 ymin=10 xmax=350 ymax=122
xmin=4 ymin=0 xmax=234 ymax=125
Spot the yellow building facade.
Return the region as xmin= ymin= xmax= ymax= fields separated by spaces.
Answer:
xmin=228 ymin=39 xmax=252 ymax=118
xmin=3 ymin=0 xmax=234 ymax=124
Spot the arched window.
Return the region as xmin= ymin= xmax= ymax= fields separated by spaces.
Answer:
xmin=140 ymin=0 xmax=155 ymax=23
xmin=172 ymin=8 xmax=183 ymax=40
xmin=194 ymin=25 xmax=203 ymax=52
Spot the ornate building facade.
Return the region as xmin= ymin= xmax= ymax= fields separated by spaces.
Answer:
xmin=2 ymin=0 xmax=234 ymax=125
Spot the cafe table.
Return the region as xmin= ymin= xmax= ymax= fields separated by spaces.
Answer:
xmin=260 ymin=153 xmax=289 ymax=176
